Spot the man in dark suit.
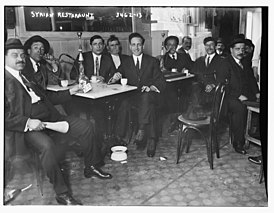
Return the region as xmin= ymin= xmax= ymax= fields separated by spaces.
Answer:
xmin=217 ymin=37 xmax=260 ymax=154
xmin=70 ymin=35 xmax=116 ymax=83
xmin=159 ymin=36 xmax=192 ymax=133
xmin=23 ymin=35 xmax=62 ymax=89
xmin=69 ymin=35 xmax=116 ymax=143
xmin=110 ymin=32 xmax=166 ymax=157
xmin=105 ymin=35 xmax=128 ymax=72
xmin=177 ymin=36 xmax=194 ymax=70
xmin=184 ymin=37 xmax=224 ymax=120
xmin=5 ymin=38 xmax=112 ymax=205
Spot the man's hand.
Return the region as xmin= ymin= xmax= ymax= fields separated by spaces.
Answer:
xmin=238 ymin=95 xmax=248 ymax=102
xmin=108 ymin=72 xmax=122 ymax=84
xmin=205 ymin=84 xmax=215 ymax=93
xmin=27 ymin=119 xmax=45 ymax=131
xmin=150 ymin=85 xmax=160 ymax=93
xmin=69 ymin=84 xmax=80 ymax=95
xmin=97 ymin=76 xmax=105 ymax=83
xmin=44 ymin=53 xmax=59 ymax=72
xmin=141 ymin=86 xmax=150 ymax=92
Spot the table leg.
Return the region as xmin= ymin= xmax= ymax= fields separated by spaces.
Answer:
xmin=245 ymin=109 xmax=252 ymax=148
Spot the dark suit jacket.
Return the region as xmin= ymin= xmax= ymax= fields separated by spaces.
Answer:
xmin=5 ymin=69 xmax=71 ymax=158
xmin=118 ymin=54 xmax=166 ymax=92
xmin=162 ymin=52 xmax=192 ymax=72
xmin=22 ymin=57 xmax=61 ymax=89
xmin=104 ymin=53 xmax=128 ymax=71
xmin=70 ymin=51 xmax=116 ymax=82
xmin=177 ymin=48 xmax=194 ymax=70
xmin=217 ymin=55 xmax=259 ymax=101
xmin=191 ymin=54 xmax=224 ymax=85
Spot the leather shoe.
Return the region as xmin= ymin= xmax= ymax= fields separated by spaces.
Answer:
xmin=234 ymin=146 xmax=247 ymax=155
xmin=147 ymin=138 xmax=156 ymax=157
xmin=56 ymin=192 xmax=82 ymax=205
xmin=84 ymin=166 xmax=112 ymax=179
xmin=248 ymin=155 xmax=262 ymax=165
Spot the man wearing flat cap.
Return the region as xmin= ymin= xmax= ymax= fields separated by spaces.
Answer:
xmin=217 ymin=35 xmax=260 ymax=155
xmin=183 ymin=36 xmax=224 ymax=120
xmin=22 ymin=35 xmax=62 ymax=89
xmin=215 ymin=37 xmax=228 ymax=58
xmin=5 ymin=38 xmax=112 ymax=205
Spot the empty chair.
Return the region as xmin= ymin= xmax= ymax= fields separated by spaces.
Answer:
xmin=176 ymin=83 xmax=226 ymax=169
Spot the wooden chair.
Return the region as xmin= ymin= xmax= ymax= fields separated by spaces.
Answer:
xmin=176 ymin=83 xmax=226 ymax=169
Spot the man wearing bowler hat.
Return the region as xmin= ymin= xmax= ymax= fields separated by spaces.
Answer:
xmin=23 ymin=35 xmax=62 ymax=89
xmin=217 ymin=35 xmax=260 ymax=155
xmin=5 ymin=38 xmax=112 ymax=205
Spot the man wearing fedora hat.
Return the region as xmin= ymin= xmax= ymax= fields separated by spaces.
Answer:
xmin=5 ymin=38 xmax=112 ymax=205
xmin=22 ymin=35 xmax=62 ymax=89
xmin=183 ymin=36 xmax=224 ymax=120
xmin=217 ymin=35 xmax=260 ymax=155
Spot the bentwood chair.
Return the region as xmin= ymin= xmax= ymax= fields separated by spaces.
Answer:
xmin=176 ymin=83 xmax=226 ymax=169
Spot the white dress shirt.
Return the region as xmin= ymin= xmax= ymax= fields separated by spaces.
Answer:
xmin=132 ymin=54 xmax=143 ymax=69
xmin=111 ymin=54 xmax=121 ymax=69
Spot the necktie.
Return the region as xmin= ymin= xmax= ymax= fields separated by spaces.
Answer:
xmin=206 ymin=56 xmax=210 ymax=67
xmin=136 ymin=58 xmax=140 ymax=73
xmin=238 ymin=61 xmax=243 ymax=69
xmin=36 ymin=63 xmax=40 ymax=72
xmin=95 ymin=57 xmax=99 ymax=76
xmin=172 ymin=55 xmax=175 ymax=60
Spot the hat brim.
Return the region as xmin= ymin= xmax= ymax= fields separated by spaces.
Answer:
xmin=24 ymin=35 xmax=50 ymax=54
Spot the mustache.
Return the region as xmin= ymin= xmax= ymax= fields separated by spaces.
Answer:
xmin=16 ymin=61 xmax=25 ymax=65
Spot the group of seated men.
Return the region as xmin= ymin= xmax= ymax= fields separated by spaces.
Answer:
xmin=4 ymin=31 xmax=260 ymax=205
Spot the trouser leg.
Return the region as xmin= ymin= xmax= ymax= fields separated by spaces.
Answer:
xmin=24 ymin=131 xmax=68 ymax=195
xmin=64 ymin=116 xmax=103 ymax=167
xmin=227 ymin=99 xmax=247 ymax=147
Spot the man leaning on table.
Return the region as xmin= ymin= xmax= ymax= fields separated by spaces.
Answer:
xmin=4 ymin=38 xmax=112 ymax=205
xmin=109 ymin=32 xmax=166 ymax=157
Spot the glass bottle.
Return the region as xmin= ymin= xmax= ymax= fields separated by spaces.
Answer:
xmin=78 ymin=51 xmax=91 ymax=93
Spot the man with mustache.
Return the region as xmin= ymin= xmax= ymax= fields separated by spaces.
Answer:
xmin=217 ymin=36 xmax=260 ymax=155
xmin=215 ymin=37 xmax=228 ymax=58
xmin=5 ymin=38 xmax=112 ymax=205
xmin=177 ymin=36 xmax=194 ymax=70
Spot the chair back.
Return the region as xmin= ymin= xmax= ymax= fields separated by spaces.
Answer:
xmin=210 ymin=83 xmax=226 ymax=126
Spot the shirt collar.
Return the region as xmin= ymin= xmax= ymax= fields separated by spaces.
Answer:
xmin=207 ymin=53 xmax=216 ymax=59
xmin=30 ymin=57 xmax=39 ymax=72
xmin=92 ymin=53 xmax=102 ymax=60
xmin=169 ymin=52 xmax=177 ymax=59
xmin=5 ymin=65 xmax=21 ymax=78
xmin=232 ymin=55 xmax=241 ymax=64
xmin=132 ymin=54 xmax=143 ymax=63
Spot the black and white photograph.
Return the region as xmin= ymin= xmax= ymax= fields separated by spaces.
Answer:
xmin=1 ymin=0 xmax=270 ymax=209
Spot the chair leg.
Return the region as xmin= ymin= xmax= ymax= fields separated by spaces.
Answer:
xmin=185 ymin=130 xmax=192 ymax=153
xmin=213 ymin=125 xmax=220 ymax=158
xmin=176 ymin=124 xmax=183 ymax=164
